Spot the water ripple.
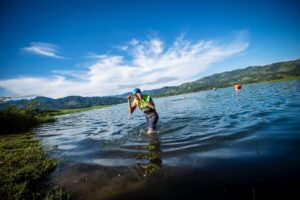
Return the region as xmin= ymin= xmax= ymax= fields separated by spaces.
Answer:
xmin=34 ymin=80 xmax=300 ymax=168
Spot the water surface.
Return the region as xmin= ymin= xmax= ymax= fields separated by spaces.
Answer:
xmin=35 ymin=80 xmax=300 ymax=199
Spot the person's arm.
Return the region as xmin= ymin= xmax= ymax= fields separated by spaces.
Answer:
xmin=128 ymin=95 xmax=136 ymax=114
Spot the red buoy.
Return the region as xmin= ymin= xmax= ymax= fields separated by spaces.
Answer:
xmin=234 ymin=83 xmax=242 ymax=90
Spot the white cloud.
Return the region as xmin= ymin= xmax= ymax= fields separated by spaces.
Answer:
xmin=129 ymin=38 xmax=139 ymax=46
xmin=1 ymin=32 xmax=249 ymax=98
xmin=115 ymin=45 xmax=129 ymax=51
xmin=21 ymin=42 xmax=65 ymax=59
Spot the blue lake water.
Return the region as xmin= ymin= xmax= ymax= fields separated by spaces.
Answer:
xmin=34 ymin=80 xmax=300 ymax=199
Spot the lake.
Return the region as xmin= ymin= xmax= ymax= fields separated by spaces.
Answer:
xmin=34 ymin=80 xmax=300 ymax=199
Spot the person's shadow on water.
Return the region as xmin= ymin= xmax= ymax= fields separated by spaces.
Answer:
xmin=135 ymin=133 xmax=162 ymax=177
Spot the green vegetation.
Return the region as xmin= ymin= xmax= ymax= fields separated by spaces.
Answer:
xmin=0 ymin=104 xmax=55 ymax=134
xmin=260 ymin=75 xmax=300 ymax=83
xmin=0 ymin=100 xmax=110 ymax=134
xmin=0 ymin=133 xmax=68 ymax=199
xmin=44 ymin=105 xmax=109 ymax=116
xmin=143 ymin=59 xmax=300 ymax=97
xmin=0 ymin=100 xmax=72 ymax=199
xmin=0 ymin=99 xmax=110 ymax=199
xmin=0 ymin=95 xmax=125 ymax=111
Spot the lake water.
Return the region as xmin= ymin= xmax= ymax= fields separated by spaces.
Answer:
xmin=34 ymin=80 xmax=300 ymax=199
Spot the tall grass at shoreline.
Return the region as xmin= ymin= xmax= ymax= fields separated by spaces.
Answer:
xmin=0 ymin=133 xmax=69 ymax=199
xmin=0 ymin=102 xmax=70 ymax=199
xmin=0 ymin=101 xmax=108 ymax=199
xmin=0 ymin=105 xmax=55 ymax=134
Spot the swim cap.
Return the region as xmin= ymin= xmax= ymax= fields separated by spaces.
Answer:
xmin=132 ymin=88 xmax=141 ymax=94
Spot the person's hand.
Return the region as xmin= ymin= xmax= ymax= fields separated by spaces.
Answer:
xmin=127 ymin=95 xmax=132 ymax=101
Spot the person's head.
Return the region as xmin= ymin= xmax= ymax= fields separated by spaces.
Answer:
xmin=132 ymin=88 xmax=142 ymax=100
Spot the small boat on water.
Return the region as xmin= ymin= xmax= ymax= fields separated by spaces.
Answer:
xmin=234 ymin=83 xmax=242 ymax=90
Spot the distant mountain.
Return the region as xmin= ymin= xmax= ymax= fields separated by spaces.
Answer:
xmin=0 ymin=95 xmax=126 ymax=110
xmin=1 ymin=59 xmax=299 ymax=110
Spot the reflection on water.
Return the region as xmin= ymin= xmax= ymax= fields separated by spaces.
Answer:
xmin=136 ymin=133 xmax=162 ymax=177
xmin=34 ymin=80 xmax=300 ymax=199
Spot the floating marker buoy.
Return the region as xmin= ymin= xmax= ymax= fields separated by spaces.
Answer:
xmin=234 ymin=83 xmax=242 ymax=90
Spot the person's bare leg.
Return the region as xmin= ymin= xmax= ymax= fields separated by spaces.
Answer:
xmin=147 ymin=128 xmax=154 ymax=135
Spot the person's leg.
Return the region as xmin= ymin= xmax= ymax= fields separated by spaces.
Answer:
xmin=145 ymin=115 xmax=151 ymax=134
xmin=147 ymin=113 xmax=158 ymax=134
xmin=145 ymin=116 xmax=150 ymax=128
xmin=153 ymin=113 xmax=159 ymax=129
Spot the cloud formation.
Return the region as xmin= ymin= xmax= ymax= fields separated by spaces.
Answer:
xmin=21 ymin=42 xmax=65 ymax=59
xmin=1 ymin=33 xmax=249 ymax=98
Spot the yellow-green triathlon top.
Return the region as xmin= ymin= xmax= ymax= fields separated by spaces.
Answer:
xmin=133 ymin=94 xmax=156 ymax=115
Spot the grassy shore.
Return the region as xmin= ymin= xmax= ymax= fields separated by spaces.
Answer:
xmin=0 ymin=133 xmax=69 ymax=199
xmin=0 ymin=104 xmax=72 ymax=199
xmin=0 ymin=103 xmax=110 ymax=199
xmin=220 ymin=75 xmax=300 ymax=89
xmin=261 ymin=75 xmax=300 ymax=83
xmin=44 ymin=105 xmax=110 ymax=116
xmin=0 ymin=106 xmax=55 ymax=134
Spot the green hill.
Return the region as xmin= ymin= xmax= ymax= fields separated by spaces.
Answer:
xmin=142 ymin=58 xmax=300 ymax=97
xmin=0 ymin=96 xmax=126 ymax=110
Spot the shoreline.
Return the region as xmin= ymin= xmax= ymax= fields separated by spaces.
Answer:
xmin=46 ymin=105 xmax=111 ymax=116
xmin=156 ymin=76 xmax=300 ymax=98
xmin=0 ymin=133 xmax=69 ymax=199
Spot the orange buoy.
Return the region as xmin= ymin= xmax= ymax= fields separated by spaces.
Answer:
xmin=234 ymin=83 xmax=242 ymax=90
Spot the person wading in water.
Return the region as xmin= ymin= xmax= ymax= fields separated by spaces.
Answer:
xmin=127 ymin=88 xmax=159 ymax=134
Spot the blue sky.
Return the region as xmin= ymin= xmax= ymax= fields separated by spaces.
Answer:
xmin=0 ymin=0 xmax=299 ymax=98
